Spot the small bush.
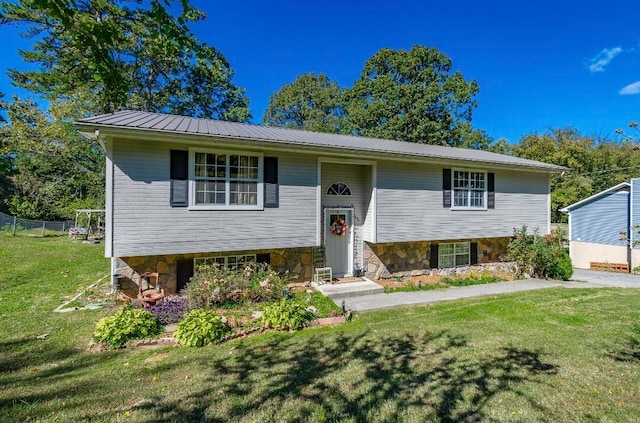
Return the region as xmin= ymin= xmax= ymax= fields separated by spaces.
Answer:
xmin=547 ymin=249 xmax=573 ymax=281
xmin=293 ymin=291 xmax=343 ymax=317
xmin=261 ymin=299 xmax=315 ymax=331
xmin=148 ymin=296 xmax=190 ymax=325
xmin=174 ymin=309 xmax=230 ymax=347
xmin=93 ymin=307 xmax=162 ymax=348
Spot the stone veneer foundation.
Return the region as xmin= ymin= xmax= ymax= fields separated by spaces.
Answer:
xmin=364 ymin=237 xmax=512 ymax=279
xmin=115 ymin=247 xmax=315 ymax=297
xmin=115 ymin=237 xmax=513 ymax=297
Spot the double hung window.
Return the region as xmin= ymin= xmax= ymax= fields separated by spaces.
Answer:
xmin=192 ymin=149 xmax=262 ymax=209
xmin=438 ymin=242 xmax=470 ymax=268
xmin=453 ymin=170 xmax=486 ymax=208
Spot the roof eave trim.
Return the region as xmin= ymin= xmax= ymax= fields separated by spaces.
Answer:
xmin=561 ymin=181 xmax=631 ymax=213
xmin=75 ymin=122 xmax=567 ymax=173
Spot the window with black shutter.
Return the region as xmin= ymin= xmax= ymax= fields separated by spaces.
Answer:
xmin=170 ymin=150 xmax=189 ymax=207
xmin=264 ymin=157 xmax=279 ymax=208
xmin=487 ymin=173 xmax=495 ymax=209
xmin=430 ymin=244 xmax=439 ymax=269
xmin=442 ymin=169 xmax=451 ymax=208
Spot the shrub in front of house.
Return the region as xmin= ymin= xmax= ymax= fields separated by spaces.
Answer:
xmin=547 ymin=248 xmax=573 ymax=281
xmin=260 ymin=299 xmax=315 ymax=331
xmin=148 ymin=295 xmax=191 ymax=325
xmin=174 ymin=309 xmax=230 ymax=347
xmin=505 ymin=226 xmax=573 ymax=280
xmin=93 ymin=307 xmax=163 ymax=348
xmin=185 ymin=262 xmax=289 ymax=307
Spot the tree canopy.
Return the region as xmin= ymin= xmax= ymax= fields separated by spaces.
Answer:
xmin=0 ymin=0 xmax=251 ymax=219
xmin=264 ymin=45 xmax=490 ymax=148
xmin=263 ymin=72 xmax=344 ymax=133
xmin=0 ymin=97 xmax=104 ymax=219
xmin=508 ymin=128 xmax=640 ymax=222
xmin=0 ymin=0 xmax=251 ymax=120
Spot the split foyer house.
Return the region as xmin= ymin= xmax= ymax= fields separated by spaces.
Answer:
xmin=75 ymin=111 xmax=565 ymax=294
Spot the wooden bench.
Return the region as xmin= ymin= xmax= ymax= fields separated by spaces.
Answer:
xmin=589 ymin=262 xmax=629 ymax=273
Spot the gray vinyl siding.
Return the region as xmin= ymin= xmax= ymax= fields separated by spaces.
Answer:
xmin=321 ymin=163 xmax=371 ymax=269
xmin=111 ymin=138 xmax=317 ymax=257
xmin=570 ymin=191 xmax=628 ymax=246
xmin=375 ymin=161 xmax=550 ymax=243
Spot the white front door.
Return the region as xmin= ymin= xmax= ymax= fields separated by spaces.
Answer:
xmin=324 ymin=209 xmax=353 ymax=276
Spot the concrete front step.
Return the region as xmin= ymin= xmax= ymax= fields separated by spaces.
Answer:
xmin=315 ymin=279 xmax=385 ymax=299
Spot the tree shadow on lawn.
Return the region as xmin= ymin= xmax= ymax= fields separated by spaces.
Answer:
xmin=607 ymin=324 xmax=640 ymax=363
xmin=0 ymin=336 xmax=83 ymax=375
xmin=0 ymin=347 xmax=121 ymax=421
xmin=145 ymin=329 xmax=558 ymax=422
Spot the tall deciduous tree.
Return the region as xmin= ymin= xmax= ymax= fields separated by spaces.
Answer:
xmin=509 ymin=128 xmax=640 ymax=222
xmin=0 ymin=0 xmax=251 ymax=120
xmin=265 ymin=46 xmax=490 ymax=147
xmin=263 ymin=72 xmax=344 ymax=133
xmin=0 ymin=92 xmax=13 ymax=213
xmin=1 ymin=97 xmax=104 ymax=219
xmin=345 ymin=45 xmax=489 ymax=147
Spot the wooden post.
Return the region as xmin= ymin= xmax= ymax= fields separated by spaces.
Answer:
xmin=12 ymin=216 xmax=16 ymax=236
xmin=42 ymin=221 xmax=46 ymax=237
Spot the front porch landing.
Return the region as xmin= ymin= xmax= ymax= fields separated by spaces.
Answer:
xmin=314 ymin=277 xmax=384 ymax=300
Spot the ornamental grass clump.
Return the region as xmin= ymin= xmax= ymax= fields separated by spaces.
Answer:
xmin=174 ymin=309 xmax=230 ymax=347
xmin=93 ymin=307 xmax=163 ymax=348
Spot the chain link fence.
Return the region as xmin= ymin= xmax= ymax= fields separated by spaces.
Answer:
xmin=0 ymin=211 xmax=74 ymax=237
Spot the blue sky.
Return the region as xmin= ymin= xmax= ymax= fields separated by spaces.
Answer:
xmin=1 ymin=0 xmax=639 ymax=143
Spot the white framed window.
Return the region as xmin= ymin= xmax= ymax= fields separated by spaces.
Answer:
xmin=194 ymin=254 xmax=257 ymax=271
xmin=190 ymin=148 xmax=263 ymax=210
xmin=453 ymin=170 xmax=486 ymax=209
xmin=438 ymin=242 xmax=470 ymax=268
xmin=326 ymin=182 xmax=352 ymax=196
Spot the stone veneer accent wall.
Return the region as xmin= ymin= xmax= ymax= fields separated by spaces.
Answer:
xmin=364 ymin=237 xmax=512 ymax=279
xmin=115 ymin=247 xmax=315 ymax=297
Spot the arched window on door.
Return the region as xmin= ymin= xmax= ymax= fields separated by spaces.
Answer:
xmin=326 ymin=182 xmax=352 ymax=196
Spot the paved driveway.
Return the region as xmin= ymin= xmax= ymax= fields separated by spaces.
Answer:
xmin=571 ymin=268 xmax=640 ymax=288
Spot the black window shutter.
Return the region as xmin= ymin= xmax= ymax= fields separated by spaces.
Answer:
xmin=170 ymin=150 xmax=189 ymax=207
xmin=443 ymin=168 xmax=452 ymax=208
xmin=176 ymin=259 xmax=194 ymax=292
xmin=487 ymin=172 xmax=495 ymax=209
xmin=256 ymin=253 xmax=271 ymax=264
xmin=264 ymin=157 xmax=279 ymax=208
xmin=430 ymin=244 xmax=439 ymax=269
xmin=470 ymin=242 xmax=478 ymax=265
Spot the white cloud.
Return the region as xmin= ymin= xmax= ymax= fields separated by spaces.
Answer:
xmin=619 ymin=81 xmax=640 ymax=95
xmin=588 ymin=47 xmax=623 ymax=72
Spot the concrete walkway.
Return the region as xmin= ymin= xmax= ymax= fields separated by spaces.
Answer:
xmin=323 ymin=271 xmax=640 ymax=312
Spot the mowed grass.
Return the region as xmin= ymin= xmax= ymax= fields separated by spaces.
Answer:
xmin=1 ymin=234 xmax=640 ymax=422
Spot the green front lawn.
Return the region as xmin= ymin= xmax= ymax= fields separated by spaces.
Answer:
xmin=1 ymin=233 xmax=639 ymax=422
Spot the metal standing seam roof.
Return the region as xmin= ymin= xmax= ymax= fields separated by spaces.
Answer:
xmin=75 ymin=110 xmax=567 ymax=171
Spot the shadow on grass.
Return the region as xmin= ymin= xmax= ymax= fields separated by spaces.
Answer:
xmin=0 ymin=337 xmax=82 ymax=375
xmin=143 ymin=330 xmax=557 ymax=422
xmin=608 ymin=325 xmax=640 ymax=363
